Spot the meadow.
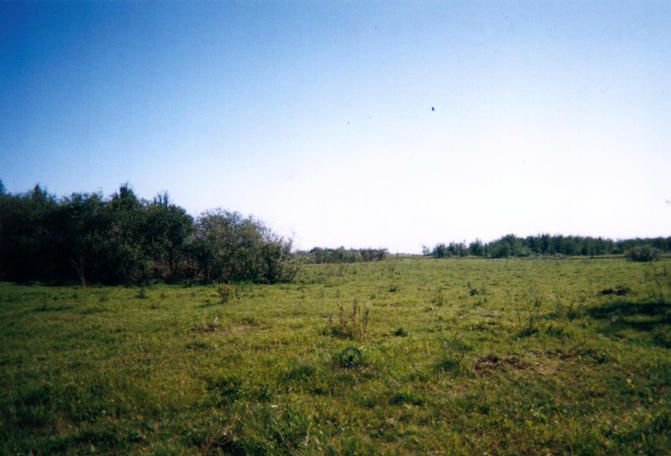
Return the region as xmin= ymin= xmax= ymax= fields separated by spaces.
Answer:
xmin=1 ymin=257 xmax=671 ymax=455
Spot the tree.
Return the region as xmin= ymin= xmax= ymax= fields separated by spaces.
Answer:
xmin=192 ymin=210 xmax=298 ymax=283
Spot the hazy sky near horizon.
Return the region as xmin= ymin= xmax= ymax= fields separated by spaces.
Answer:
xmin=2 ymin=1 xmax=670 ymax=252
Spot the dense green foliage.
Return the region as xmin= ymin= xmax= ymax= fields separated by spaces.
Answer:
xmin=0 ymin=184 xmax=297 ymax=285
xmin=626 ymin=244 xmax=662 ymax=262
xmin=299 ymin=247 xmax=388 ymax=264
xmin=1 ymin=257 xmax=670 ymax=455
xmin=428 ymin=234 xmax=671 ymax=259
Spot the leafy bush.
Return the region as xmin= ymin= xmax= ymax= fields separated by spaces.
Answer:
xmin=0 ymin=185 xmax=300 ymax=286
xmin=626 ymin=245 xmax=661 ymax=262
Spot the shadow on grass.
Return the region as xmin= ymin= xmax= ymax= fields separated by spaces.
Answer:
xmin=587 ymin=300 xmax=671 ymax=332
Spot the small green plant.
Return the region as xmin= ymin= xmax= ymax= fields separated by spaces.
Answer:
xmin=324 ymin=299 xmax=369 ymax=339
xmin=337 ymin=347 xmax=362 ymax=368
xmin=393 ymin=327 xmax=408 ymax=337
xmin=216 ymin=284 xmax=233 ymax=304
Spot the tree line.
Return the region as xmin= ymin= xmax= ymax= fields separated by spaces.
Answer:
xmin=425 ymin=234 xmax=671 ymax=259
xmin=298 ymin=247 xmax=388 ymax=264
xmin=0 ymin=183 xmax=298 ymax=285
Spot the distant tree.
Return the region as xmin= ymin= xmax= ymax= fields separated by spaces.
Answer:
xmin=141 ymin=193 xmax=194 ymax=281
xmin=192 ymin=210 xmax=297 ymax=283
xmin=432 ymin=243 xmax=450 ymax=258
xmin=625 ymin=245 xmax=660 ymax=262
xmin=302 ymin=247 xmax=386 ymax=264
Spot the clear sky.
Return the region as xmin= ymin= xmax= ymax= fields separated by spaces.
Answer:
xmin=1 ymin=1 xmax=670 ymax=253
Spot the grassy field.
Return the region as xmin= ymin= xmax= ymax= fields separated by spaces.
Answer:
xmin=2 ymin=257 xmax=671 ymax=455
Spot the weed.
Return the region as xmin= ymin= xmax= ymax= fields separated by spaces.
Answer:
xmin=645 ymin=264 xmax=669 ymax=304
xmin=393 ymin=327 xmax=408 ymax=337
xmin=324 ymin=299 xmax=369 ymax=339
xmin=216 ymin=284 xmax=233 ymax=304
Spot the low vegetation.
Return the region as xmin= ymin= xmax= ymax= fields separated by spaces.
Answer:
xmin=2 ymin=256 xmax=671 ymax=455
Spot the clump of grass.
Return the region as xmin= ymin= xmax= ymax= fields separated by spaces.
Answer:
xmin=599 ymin=286 xmax=631 ymax=296
xmin=516 ymin=315 xmax=539 ymax=338
xmin=393 ymin=327 xmax=407 ymax=337
xmin=192 ymin=316 xmax=220 ymax=333
xmin=434 ymin=356 xmax=469 ymax=377
xmin=136 ymin=288 xmax=148 ymax=299
xmin=324 ymin=299 xmax=369 ymax=339
xmin=216 ymin=284 xmax=233 ymax=304
xmin=442 ymin=336 xmax=473 ymax=353
xmin=645 ymin=265 xmax=669 ymax=304
xmin=545 ymin=323 xmax=571 ymax=339
xmin=281 ymin=365 xmax=316 ymax=383
xmin=389 ymin=389 xmax=425 ymax=406
xmin=653 ymin=328 xmax=671 ymax=348
xmin=206 ymin=375 xmax=243 ymax=406
xmin=431 ymin=292 xmax=445 ymax=307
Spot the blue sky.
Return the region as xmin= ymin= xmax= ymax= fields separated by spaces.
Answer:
xmin=2 ymin=1 xmax=670 ymax=252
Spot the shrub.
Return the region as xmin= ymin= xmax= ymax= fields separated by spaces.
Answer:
xmin=626 ymin=245 xmax=660 ymax=262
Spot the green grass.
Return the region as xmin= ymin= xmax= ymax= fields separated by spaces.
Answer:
xmin=2 ymin=257 xmax=671 ymax=455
